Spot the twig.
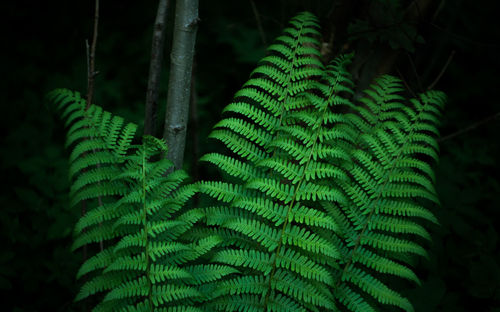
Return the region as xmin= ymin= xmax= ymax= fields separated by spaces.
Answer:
xmin=427 ymin=50 xmax=455 ymax=90
xmin=428 ymin=22 xmax=500 ymax=48
xmin=250 ymin=0 xmax=267 ymax=45
xmin=144 ymin=0 xmax=170 ymax=137
xmin=326 ymin=1 xmax=338 ymax=18
xmin=85 ymin=39 xmax=90 ymax=98
xmin=431 ymin=0 xmax=446 ymax=22
xmin=396 ymin=67 xmax=418 ymax=98
xmin=86 ymin=0 xmax=100 ymax=109
xmin=439 ymin=112 xmax=500 ymax=142
xmin=406 ymin=53 xmax=424 ymax=92
xmin=84 ymin=0 xmax=103 ymax=254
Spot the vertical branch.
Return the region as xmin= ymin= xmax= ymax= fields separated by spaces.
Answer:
xmin=163 ymin=0 xmax=199 ymax=170
xmin=144 ymin=0 xmax=170 ymax=137
xmin=84 ymin=0 xmax=103 ymax=254
xmin=86 ymin=0 xmax=100 ymax=109
xmin=250 ymin=0 xmax=267 ymax=45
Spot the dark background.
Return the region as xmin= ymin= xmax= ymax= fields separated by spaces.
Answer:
xmin=2 ymin=0 xmax=499 ymax=311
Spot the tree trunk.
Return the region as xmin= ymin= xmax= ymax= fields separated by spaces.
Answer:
xmin=144 ymin=0 xmax=170 ymax=137
xmin=162 ymin=0 xmax=199 ymax=170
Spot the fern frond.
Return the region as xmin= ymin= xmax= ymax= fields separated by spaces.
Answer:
xmin=326 ymin=74 xmax=445 ymax=311
xmin=198 ymin=18 xmax=355 ymax=311
xmin=48 ymin=89 xmax=137 ymax=265
xmin=49 ymin=89 xmax=220 ymax=311
xmin=81 ymin=136 xmax=217 ymax=310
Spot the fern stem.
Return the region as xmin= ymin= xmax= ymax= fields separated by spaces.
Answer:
xmin=255 ymin=20 xmax=310 ymax=305
xmin=267 ymin=16 xmax=309 ymax=172
xmin=263 ymin=70 xmax=339 ymax=309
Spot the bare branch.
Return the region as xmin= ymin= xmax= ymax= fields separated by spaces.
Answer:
xmin=439 ymin=112 xmax=500 ymax=142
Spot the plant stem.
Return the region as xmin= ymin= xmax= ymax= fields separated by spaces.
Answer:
xmin=163 ymin=0 xmax=199 ymax=171
xmin=86 ymin=0 xmax=99 ymax=109
xmin=144 ymin=0 xmax=170 ymax=137
xmin=85 ymin=0 xmax=103 ymax=253
xmin=82 ymin=0 xmax=101 ymax=262
xmin=250 ymin=0 xmax=267 ymax=45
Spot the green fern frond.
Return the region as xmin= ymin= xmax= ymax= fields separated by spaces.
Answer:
xmin=325 ymin=73 xmax=445 ymax=311
xmin=49 ymin=89 xmax=222 ymax=310
xmin=77 ymin=136 xmax=214 ymax=310
xmin=198 ymin=15 xmax=356 ymax=311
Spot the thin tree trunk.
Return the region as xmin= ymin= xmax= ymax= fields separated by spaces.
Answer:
xmin=163 ymin=0 xmax=199 ymax=170
xmin=144 ymin=0 xmax=170 ymax=137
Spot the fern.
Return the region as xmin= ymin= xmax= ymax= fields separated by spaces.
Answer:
xmin=198 ymin=13 xmax=355 ymax=312
xmin=48 ymin=89 xmax=136 ymax=251
xmin=316 ymin=73 xmax=445 ymax=311
xmin=198 ymin=12 xmax=444 ymax=312
xmin=49 ymin=10 xmax=446 ymax=312
xmin=49 ymin=90 xmax=227 ymax=311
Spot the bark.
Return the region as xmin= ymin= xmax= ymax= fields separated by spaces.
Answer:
xmin=163 ymin=0 xmax=199 ymax=170
xmin=144 ymin=0 xmax=170 ymax=137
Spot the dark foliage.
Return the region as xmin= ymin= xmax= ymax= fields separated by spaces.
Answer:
xmin=2 ymin=0 xmax=499 ymax=311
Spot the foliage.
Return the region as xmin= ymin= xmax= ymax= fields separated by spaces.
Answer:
xmin=198 ymin=12 xmax=339 ymax=311
xmin=48 ymin=11 xmax=446 ymax=311
xmin=198 ymin=12 xmax=445 ymax=311
xmin=347 ymin=0 xmax=424 ymax=52
xmin=5 ymin=1 xmax=498 ymax=311
xmin=49 ymin=89 xmax=222 ymax=310
xmin=328 ymin=74 xmax=444 ymax=312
